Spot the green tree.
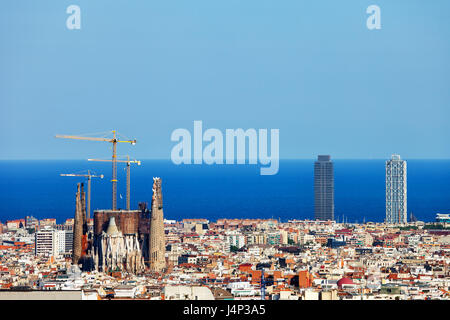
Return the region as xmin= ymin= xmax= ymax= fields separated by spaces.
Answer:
xmin=230 ymin=245 xmax=239 ymax=253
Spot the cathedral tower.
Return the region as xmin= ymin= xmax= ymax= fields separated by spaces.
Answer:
xmin=149 ymin=177 xmax=166 ymax=272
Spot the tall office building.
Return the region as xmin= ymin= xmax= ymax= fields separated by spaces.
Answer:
xmin=385 ymin=154 xmax=407 ymax=224
xmin=149 ymin=177 xmax=166 ymax=272
xmin=314 ymin=155 xmax=334 ymax=221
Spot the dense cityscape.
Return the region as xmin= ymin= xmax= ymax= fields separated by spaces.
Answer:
xmin=0 ymin=215 xmax=450 ymax=300
xmin=0 ymin=154 xmax=449 ymax=300
xmin=2 ymin=2 xmax=449 ymax=312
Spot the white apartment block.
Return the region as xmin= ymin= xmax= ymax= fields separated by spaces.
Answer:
xmin=35 ymin=227 xmax=66 ymax=257
xmin=227 ymin=232 xmax=246 ymax=249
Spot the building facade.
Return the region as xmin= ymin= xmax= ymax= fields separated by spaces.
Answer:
xmin=25 ymin=216 xmax=38 ymax=231
xmin=92 ymin=178 xmax=165 ymax=273
xmin=436 ymin=213 xmax=450 ymax=223
xmin=314 ymin=155 xmax=334 ymax=221
xmin=94 ymin=216 xmax=144 ymax=274
xmin=65 ymin=230 xmax=73 ymax=253
xmin=92 ymin=209 xmax=147 ymax=273
xmin=35 ymin=227 xmax=65 ymax=257
xmin=385 ymin=154 xmax=407 ymax=224
xmin=227 ymin=232 xmax=246 ymax=249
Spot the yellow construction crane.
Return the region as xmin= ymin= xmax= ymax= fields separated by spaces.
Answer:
xmin=88 ymin=156 xmax=141 ymax=210
xmin=55 ymin=130 xmax=136 ymax=210
xmin=60 ymin=170 xmax=104 ymax=220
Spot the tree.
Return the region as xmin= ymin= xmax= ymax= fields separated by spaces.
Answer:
xmin=230 ymin=245 xmax=239 ymax=253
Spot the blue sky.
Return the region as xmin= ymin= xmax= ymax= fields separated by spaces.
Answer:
xmin=1 ymin=0 xmax=449 ymax=160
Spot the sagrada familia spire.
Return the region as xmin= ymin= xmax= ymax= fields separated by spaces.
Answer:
xmin=72 ymin=183 xmax=86 ymax=265
xmin=72 ymin=183 xmax=94 ymax=271
xmin=149 ymin=177 xmax=166 ymax=272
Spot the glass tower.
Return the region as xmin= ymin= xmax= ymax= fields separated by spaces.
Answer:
xmin=314 ymin=155 xmax=334 ymax=221
xmin=385 ymin=154 xmax=407 ymax=224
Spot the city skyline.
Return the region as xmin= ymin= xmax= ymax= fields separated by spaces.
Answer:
xmin=3 ymin=213 xmax=450 ymax=300
xmin=1 ymin=0 xmax=449 ymax=306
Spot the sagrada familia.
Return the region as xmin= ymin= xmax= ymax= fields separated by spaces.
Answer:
xmin=72 ymin=177 xmax=166 ymax=274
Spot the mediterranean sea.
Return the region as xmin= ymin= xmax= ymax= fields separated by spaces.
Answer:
xmin=0 ymin=160 xmax=449 ymax=224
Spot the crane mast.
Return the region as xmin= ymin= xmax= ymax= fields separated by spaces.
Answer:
xmin=60 ymin=170 xmax=104 ymax=220
xmin=259 ymin=269 xmax=285 ymax=300
xmin=56 ymin=130 xmax=136 ymax=210
xmin=88 ymin=156 xmax=141 ymax=210
xmin=126 ymin=161 xmax=130 ymax=210
xmin=112 ymin=132 xmax=117 ymax=210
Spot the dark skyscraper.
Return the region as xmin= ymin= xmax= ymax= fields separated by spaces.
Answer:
xmin=385 ymin=154 xmax=407 ymax=224
xmin=314 ymin=155 xmax=334 ymax=221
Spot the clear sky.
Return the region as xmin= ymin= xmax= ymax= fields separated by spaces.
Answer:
xmin=1 ymin=0 xmax=449 ymax=160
